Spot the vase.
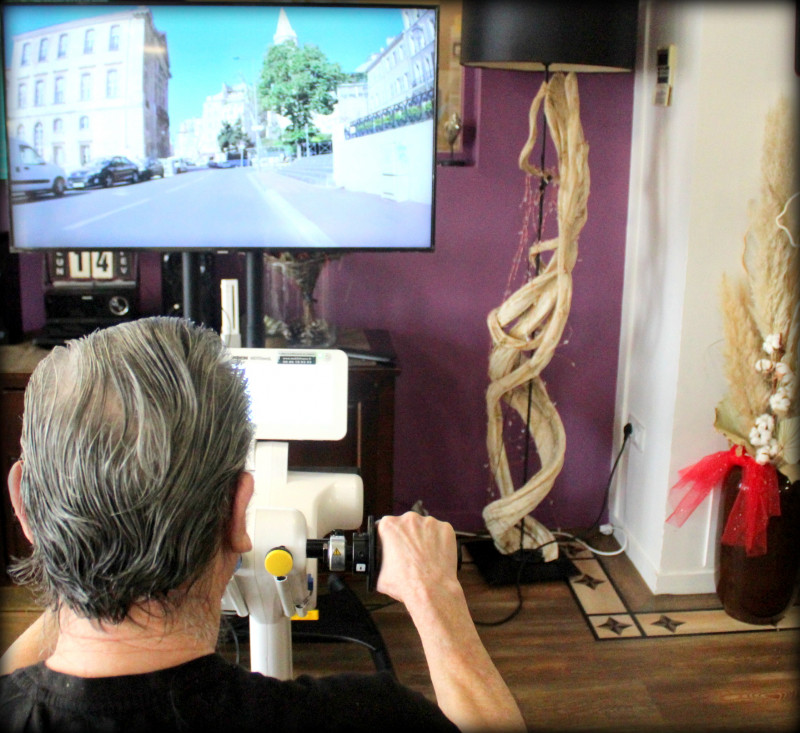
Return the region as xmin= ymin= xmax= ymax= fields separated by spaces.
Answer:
xmin=263 ymin=255 xmax=336 ymax=348
xmin=715 ymin=466 xmax=800 ymax=624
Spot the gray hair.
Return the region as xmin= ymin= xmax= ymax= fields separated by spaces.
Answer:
xmin=11 ymin=317 xmax=254 ymax=623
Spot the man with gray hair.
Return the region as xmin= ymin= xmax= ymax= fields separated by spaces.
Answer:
xmin=0 ymin=317 xmax=525 ymax=732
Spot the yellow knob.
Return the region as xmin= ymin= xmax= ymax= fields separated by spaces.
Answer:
xmin=265 ymin=547 xmax=293 ymax=577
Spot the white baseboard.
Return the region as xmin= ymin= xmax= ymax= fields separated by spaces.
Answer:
xmin=621 ymin=521 xmax=717 ymax=595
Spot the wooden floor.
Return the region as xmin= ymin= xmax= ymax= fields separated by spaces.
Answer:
xmin=2 ymin=542 xmax=798 ymax=733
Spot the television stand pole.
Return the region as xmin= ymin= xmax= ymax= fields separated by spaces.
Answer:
xmin=181 ymin=252 xmax=199 ymax=323
xmin=245 ymin=249 xmax=264 ymax=347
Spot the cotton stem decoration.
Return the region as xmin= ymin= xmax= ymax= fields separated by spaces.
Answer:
xmin=715 ymin=97 xmax=799 ymax=477
xmin=484 ymin=72 xmax=590 ymax=559
xmin=666 ymin=97 xmax=798 ymax=556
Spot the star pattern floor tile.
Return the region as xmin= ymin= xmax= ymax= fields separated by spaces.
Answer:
xmin=567 ymin=556 xmax=800 ymax=641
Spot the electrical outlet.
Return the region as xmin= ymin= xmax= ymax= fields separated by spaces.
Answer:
xmin=628 ymin=414 xmax=645 ymax=452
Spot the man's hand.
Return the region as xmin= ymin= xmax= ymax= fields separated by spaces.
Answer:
xmin=375 ymin=512 xmax=460 ymax=607
xmin=374 ymin=512 xmax=526 ymax=732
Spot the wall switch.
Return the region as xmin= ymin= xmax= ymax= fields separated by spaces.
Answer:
xmin=628 ymin=414 xmax=645 ymax=452
xmin=654 ymin=44 xmax=676 ymax=106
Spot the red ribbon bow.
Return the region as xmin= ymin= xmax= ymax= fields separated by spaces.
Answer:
xmin=666 ymin=447 xmax=781 ymax=556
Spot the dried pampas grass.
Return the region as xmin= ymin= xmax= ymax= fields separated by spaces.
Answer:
xmin=715 ymin=97 xmax=799 ymax=481
xmin=719 ymin=274 xmax=771 ymax=427
xmin=746 ymin=97 xmax=798 ymax=362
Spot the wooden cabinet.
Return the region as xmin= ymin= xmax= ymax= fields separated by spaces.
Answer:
xmin=0 ymin=332 xmax=398 ymax=583
xmin=0 ymin=343 xmax=46 ymax=582
xmin=286 ymin=330 xmax=399 ymax=523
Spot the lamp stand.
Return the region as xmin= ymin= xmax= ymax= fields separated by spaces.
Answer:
xmin=483 ymin=72 xmax=590 ymax=564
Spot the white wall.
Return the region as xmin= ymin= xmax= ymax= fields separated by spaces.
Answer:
xmin=332 ymin=120 xmax=434 ymax=203
xmin=612 ymin=1 xmax=797 ymax=594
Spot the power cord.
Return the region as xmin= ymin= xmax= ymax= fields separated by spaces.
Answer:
xmin=551 ymin=420 xmax=633 ymax=558
xmin=552 ymin=528 xmax=629 ymax=556
xmin=585 ymin=421 xmax=632 ymax=534
xmin=471 ymin=537 xmax=560 ymax=627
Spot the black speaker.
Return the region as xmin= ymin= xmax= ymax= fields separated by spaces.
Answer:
xmin=0 ymin=231 xmax=23 ymax=345
xmin=33 ymin=285 xmax=139 ymax=348
xmin=44 ymin=286 xmax=138 ymax=322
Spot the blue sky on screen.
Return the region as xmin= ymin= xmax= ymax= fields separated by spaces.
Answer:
xmin=3 ymin=3 xmax=406 ymax=127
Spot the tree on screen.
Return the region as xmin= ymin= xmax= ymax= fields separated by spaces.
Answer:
xmin=258 ymin=41 xmax=345 ymax=153
xmin=217 ymin=118 xmax=253 ymax=154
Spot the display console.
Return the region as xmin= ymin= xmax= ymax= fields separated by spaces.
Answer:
xmin=2 ymin=1 xmax=438 ymax=255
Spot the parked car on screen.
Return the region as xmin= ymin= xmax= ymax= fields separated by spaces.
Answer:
xmin=7 ymin=137 xmax=68 ymax=199
xmin=208 ymin=154 xmax=251 ymax=168
xmin=68 ymin=156 xmax=141 ymax=189
xmin=134 ymin=157 xmax=165 ymax=180
xmin=163 ymin=156 xmax=189 ymax=175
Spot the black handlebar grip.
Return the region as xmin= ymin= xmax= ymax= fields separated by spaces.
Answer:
xmin=366 ymin=515 xmax=462 ymax=592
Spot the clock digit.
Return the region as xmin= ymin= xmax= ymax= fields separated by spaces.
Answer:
xmin=91 ymin=251 xmax=115 ymax=280
xmin=68 ymin=252 xmax=92 ymax=279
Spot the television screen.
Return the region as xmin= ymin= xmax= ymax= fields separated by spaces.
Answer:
xmin=2 ymin=2 xmax=437 ymax=253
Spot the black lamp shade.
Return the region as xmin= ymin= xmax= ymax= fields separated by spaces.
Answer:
xmin=460 ymin=1 xmax=638 ymax=73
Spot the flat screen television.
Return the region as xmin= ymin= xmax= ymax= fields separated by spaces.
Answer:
xmin=2 ymin=1 xmax=438 ymax=254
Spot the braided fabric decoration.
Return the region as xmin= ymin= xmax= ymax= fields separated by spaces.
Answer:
xmin=484 ymin=73 xmax=590 ymax=559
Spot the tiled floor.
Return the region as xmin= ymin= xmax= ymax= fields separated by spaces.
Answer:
xmin=565 ymin=545 xmax=800 ymax=641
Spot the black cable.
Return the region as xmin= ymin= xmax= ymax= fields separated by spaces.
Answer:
xmin=470 ymin=422 xmax=632 ymax=628
xmin=472 ymin=538 xmax=559 ymax=627
xmin=584 ymin=422 xmax=632 ymax=535
xmin=364 ymin=599 xmax=398 ymax=612
xmin=520 ymin=62 xmax=551 ymax=507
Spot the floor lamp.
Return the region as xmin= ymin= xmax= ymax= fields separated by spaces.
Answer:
xmin=459 ymin=0 xmax=638 ymax=582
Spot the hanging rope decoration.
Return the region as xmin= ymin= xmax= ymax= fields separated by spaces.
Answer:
xmin=484 ymin=72 xmax=590 ymax=559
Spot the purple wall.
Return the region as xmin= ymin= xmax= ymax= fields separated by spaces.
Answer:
xmin=13 ymin=68 xmax=633 ymax=533
xmin=324 ymin=70 xmax=634 ymax=530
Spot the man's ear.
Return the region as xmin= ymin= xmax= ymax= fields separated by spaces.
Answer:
xmin=8 ymin=461 xmax=33 ymax=543
xmin=229 ymin=471 xmax=254 ymax=554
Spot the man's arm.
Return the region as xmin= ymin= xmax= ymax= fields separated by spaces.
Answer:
xmin=0 ymin=611 xmax=57 ymax=675
xmin=376 ymin=512 xmax=526 ymax=733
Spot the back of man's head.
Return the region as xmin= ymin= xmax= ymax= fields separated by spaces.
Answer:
xmin=12 ymin=317 xmax=254 ymax=623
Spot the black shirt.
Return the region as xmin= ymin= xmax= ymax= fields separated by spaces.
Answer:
xmin=0 ymin=653 xmax=458 ymax=732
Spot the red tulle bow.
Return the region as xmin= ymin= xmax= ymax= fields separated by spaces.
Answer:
xmin=666 ymin=447 xmax=781 ymax=556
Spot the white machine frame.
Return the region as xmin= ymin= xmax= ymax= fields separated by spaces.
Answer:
xmin=221 ymin=348 xmax=363 ymax=679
